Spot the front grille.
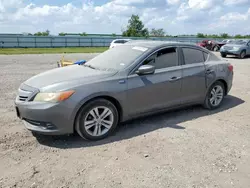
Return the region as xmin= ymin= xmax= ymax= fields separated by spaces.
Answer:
xmin=19 ymin=96 xmax=28 ymax=101
xmin=17 ymin=84 xmax=39 ymax=102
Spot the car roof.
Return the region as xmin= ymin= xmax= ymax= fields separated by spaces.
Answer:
xmin=112 ymin=39 xmax=131 ymax=41
xmin=124 ymin=40 xmax=200 ymax=49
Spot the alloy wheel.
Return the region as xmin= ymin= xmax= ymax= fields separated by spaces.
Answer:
xmin=209 ymin=85 xmax=224 ymax=107
xmin=84 ymin=106 xmax=114 ymax=137
xmin=240 ymin=51 xmax=246 ymax=59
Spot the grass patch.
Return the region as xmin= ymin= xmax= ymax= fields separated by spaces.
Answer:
xmin=0 ymin=47 xmax=108 ymax=55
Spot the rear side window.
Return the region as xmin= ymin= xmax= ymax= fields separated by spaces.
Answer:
xmin=182 ymin=48 xmax=205 ymax=64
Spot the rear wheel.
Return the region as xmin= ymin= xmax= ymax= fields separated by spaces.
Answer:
xmin=75 ymin=99 xmax=119 ymax=140
xmin=213 ymin=46 xmax=219 ymax=51
xmin=203 ymin=81 xmax=225 ymax=110
xmin=239 ymin=50 xmax=246 ymax=59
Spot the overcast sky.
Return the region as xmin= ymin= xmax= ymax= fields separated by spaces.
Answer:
xmin=0 ymin=0 xmax=250 ymax=35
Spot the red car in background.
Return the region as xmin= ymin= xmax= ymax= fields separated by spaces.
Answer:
xmin=197 ymin=40 xmax=227 ymax=51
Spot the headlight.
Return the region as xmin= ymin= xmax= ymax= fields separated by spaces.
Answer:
xmin=33 ymin=90 xmax=75 ymax=102
xmin=233 ymin=47 xmax=240 ymax=51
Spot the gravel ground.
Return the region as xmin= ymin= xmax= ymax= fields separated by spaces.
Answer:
xmin=0 ymin=53 xmax=250 ymax=188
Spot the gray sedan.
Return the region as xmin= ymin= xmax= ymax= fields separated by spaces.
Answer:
xmin=15 ymin=41 xmax=234 ymax=140
xmin=220 ymin=39 xmax=250 ymax=59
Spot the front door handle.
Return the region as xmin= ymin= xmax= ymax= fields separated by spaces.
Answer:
xmin=170 ymin=76 xmax=181 ymax=82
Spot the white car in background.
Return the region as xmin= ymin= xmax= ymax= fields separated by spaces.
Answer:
xmin=109 ymin=39 xmax=131 ymax=48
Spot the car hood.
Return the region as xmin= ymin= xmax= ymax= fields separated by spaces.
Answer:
xmin=24 ymin=65 xmax=117 ymax=89
xmin=223 ymin=44 xmax=244 ymax=48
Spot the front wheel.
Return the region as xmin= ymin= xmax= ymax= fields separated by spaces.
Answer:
xmin=221 ymin=53 xmax=227 ymax=58
xmin=75 ymin=99 xmax=119 ymax=140
xmin=203 ymin=81 xmax=225 ymax=110
xmin=239 ymin=50 xmax=246 ymax=59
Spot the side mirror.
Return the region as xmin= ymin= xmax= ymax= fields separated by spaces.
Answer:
xmin=135 ymin=65 xmax=155 ymax=75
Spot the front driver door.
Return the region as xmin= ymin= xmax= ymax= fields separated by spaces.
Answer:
xmin=126 ymin=47 xmax=182 ymax=117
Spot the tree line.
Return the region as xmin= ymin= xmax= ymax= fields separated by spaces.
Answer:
xmin=23 ymin=15 xmax=250 ymax=38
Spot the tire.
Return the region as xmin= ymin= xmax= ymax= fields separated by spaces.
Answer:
xmin=75 ymin=99 xmax=119 ymax=141
xmin=239 ymin=50 xmax=246 ymax=59
xmin=203 ymin=81 xmax=225 ymax=110
xmin=221 ymin=53 xmax=227 ymax=58
xmin=213 ymin=46 xmax=219 ymax=51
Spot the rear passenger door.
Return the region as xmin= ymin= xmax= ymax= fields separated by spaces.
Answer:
xmin=180 ymin=47 xmax=207 ymax=104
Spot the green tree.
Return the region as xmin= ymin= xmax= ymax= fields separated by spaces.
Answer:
xmin=34 ymin=30 xmax=50 ymax=36
xmin=59 ymin=32 xmax=66 ymax=36
xmin=80 ymin=32 xmax=87 ymax=36
xmin=34 ymin=32 xmax=42 ymax=36
xmin=197 ymin=33 xmax=205 ymax=38
xmin=220 ymin=33 xmax=229 ymax=38
xmin=235 ymin=34 xmax=243 ymax=38
xmin=122 ymin=14 xmax=149 ymax=37
xmin=150 ymin=28 xmax=165 ymax=37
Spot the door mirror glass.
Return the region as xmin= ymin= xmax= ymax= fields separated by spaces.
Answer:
xmin=135 ymin=65 xmax=155 ymax=75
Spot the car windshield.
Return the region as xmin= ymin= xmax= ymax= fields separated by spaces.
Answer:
xmin=84 ymin=45 xmax=149 ymax=71
xmin=232 ymin=40 xmax=248 ymax=45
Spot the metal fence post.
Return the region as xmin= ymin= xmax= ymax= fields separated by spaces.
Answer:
xmin=17 ymin=36 xmax=19 ymax=47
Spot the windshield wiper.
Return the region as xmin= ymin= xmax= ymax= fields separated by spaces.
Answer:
xmin=83 ymin=64 xmax=96 ymax=69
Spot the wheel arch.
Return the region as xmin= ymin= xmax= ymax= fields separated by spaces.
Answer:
xmin=208 ymin=79 xmax=228 ymax=96
xmin=73 ymin=95 xmax=123 ymax=132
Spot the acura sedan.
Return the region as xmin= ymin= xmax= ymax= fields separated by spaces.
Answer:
xmin=15 ymin=41 xmax=234 ymax=140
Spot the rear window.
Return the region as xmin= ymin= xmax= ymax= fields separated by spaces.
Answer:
xmin=114 ymin=40 xmax=125 ymax=44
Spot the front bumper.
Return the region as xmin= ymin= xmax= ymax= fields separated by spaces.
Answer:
xmin=220 ymin=49 xmax=241 ymax=55
xmin=15 ymin=99 xmax=75 ymax=135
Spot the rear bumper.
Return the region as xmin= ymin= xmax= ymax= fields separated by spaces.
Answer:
xmin=14 ymin=98 xmax=74 ymax=135
xmin=227 ymin=73 xmax=233 ymax=95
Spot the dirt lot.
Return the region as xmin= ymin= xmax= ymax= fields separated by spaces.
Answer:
xmin=0 ymin=53 xmax=250 ymax=188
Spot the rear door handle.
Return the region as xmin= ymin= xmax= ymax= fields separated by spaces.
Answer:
xmin=206 ymin=69 xmax=214 ymax=74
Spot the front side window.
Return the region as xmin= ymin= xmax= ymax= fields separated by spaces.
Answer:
xmin=142 ymin=47 xmax=178 ymax=69
xmin=182 ymin=48 xmax=205 ymax=65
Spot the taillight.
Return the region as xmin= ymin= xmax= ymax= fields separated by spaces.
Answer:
xmin=228 ymin=64 xmax=233 ymax=72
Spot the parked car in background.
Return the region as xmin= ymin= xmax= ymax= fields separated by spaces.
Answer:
xmin=220 ymin=39 xmax=250 ymax=59
xmin=197 ymin=40 xmax=226 ymax=51
xmin=57 ymin=56 xmax=86 ymax=67
xmin=15 ymin=41 xmax=233 ymax=141
xmin=109 ymin=39 xmax=131 ymax=48
xmin=221 ymin=39 xmax=235 ymax=44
